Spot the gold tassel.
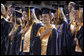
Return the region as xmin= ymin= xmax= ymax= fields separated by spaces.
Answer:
xmin=79 ymin=5 xmax=81 ymax=19
xmin=29 ymin=7 xmax=30 ymax=20
xmin=58 ymin=5 xmax=60 ymax=19
xmin=49 ymin=9 xmax=51 ymax=24
xmin=5 ymin=8 xmax=7 ymax=18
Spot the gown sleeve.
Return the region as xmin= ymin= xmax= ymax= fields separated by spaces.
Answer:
xmin=47 ymin=28 xmax=57 ymax=55
xmin=77 ymin=26 xmax=83 ymax=50
xmin=30 ymin=22 xmax=42 ymax=55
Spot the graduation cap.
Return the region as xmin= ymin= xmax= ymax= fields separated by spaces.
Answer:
xmin=30 ymin=7 xmax=35 ymax=13
xmin=13 ymin=11 xmax=22 ymax=18
xmin=22 ymin=7 xmax=29 ymax=12
xmin=51 ymin=9 xmax=56 ymax=13
xmin=12 ymin=4 xmax=16 ymax=8
xmin=75 ymin=5 xmax=83 ymax=10
xmin=29 ymin=6 xmax=35 ymax=20
xmin=41 ymin=7 xmax=50 ymax=14
xmin=59 ymin=5 xmax=64 ymax=10
xmin=15 ymin=7 xmax=21 ymax=10
xmin=52 ymin=4 xmax=64 ymax=9
xmin=16 ymin=12 xmax=22 ymax=18
xmin=52 ymin=4 xmax=58 ymax=9
xmin=35 ymin=8 xmax=42 ymax=15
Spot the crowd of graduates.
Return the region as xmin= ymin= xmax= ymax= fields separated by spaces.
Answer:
xmin=1 ymin=1 xmax=83 ymax=55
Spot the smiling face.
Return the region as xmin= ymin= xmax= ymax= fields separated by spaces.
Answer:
xmin=42 ymin=14 xmax=50 ymax=25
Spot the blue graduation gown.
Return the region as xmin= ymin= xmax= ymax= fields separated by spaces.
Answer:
xmin=77 ymin=26 xmax=83 ymax=51
xmin=9 ymin=25 xmax=21 ymax=55
xmin=13 ymin=22 xmax=43 ymax=55
xmin=61 ymin=21 xmax=72 ymax=55
xmin=66 ymin=14 xmax=70 ymax=24
xmin=32 ymin=28 xmax=57 ymax=55
xmin=46 ymin=28 xmax=57 ymax=55
xmin=30 ymin=22 xmax=43 ymax=55
xmin=1 ymin=18 xmax=13 ymax=55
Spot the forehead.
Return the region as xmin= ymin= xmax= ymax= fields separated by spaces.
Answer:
xmin=42 ymin=14 xmax=49 ymax=16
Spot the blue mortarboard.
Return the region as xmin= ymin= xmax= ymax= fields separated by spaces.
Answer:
xmin=41 ymin=7 xmax=50 ymax=14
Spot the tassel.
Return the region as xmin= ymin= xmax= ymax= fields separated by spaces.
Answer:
xmin=29 ymin=7 xmax=30 ymax=20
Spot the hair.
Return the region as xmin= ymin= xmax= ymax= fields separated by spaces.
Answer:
xmin=1 ymin=3 xmax=5 ymax=16
xmin=55 ymin=11 xmax=64 ymax=25
xmin=69 ymin=2 xmax=76 ymax=8
xmin=16 ymin=17 xmax=21 ymax=25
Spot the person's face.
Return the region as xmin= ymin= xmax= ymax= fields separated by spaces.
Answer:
xmin=22 ymin=11 xmax=28 ymax=21
xmin=68 ymin=4 xmax=72 ymax=12
xmin=42 ymin=14 xmax=50 ymax=25
xmin=7 ymin=7 xmax=13 ymax=16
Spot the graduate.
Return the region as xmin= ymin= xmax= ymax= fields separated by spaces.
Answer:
xmin=34 ymin=7 xmax=43 ymax=25
xmin=1 ymin=4 xmax=14 ymax=55
xmin=8 ymin=10 xmax=22 ymax=55
xmin=66 ymin=2 xmax=76 ymax=24
xmin=36 ymin=7 xmax=57 ymax=55
xmin=76 ymin=7 xmax=83 ymax=52
xmin=52 ymin=4 xmax=72 ymax=55
xmin=14 ymin=6 xmax=42 ymax=55
xmin=6 ymin=5 xmax=15 ymax=22
xmin=68 ymin=5 xmax=83 ymax=55
xmin=13 ymin=7 xmax=30 ymax=55
xmin=73 ymin=5 xmax=83 ymax=55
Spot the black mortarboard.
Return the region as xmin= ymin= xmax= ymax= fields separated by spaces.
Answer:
xmin=35 ymin=8 xmax=42 ymax=15
xmin=41 ymin=7 xmax=50 ymax=14
xmin=22 ymin=7 xmax=29 ymax=12
xmin=13 ymin=11 xmax=22 ymax=18
xmin=30 ymin=7 xmax=35 ymax=13
xmin=15 ymin=7 xmax=21 ymax=10
xmin=52 ymin=4 xmax=64 ymax=9
xmin=52 ymin=4 xmax=58 ymax=9
xmin=75 ymin=5 xmax=83 ymax=10
xmin=12 ymin=4 xmax=16 ymax=8
xmin=59 ymin=5 xmax=64 ymax=8
xmin=23 ymin=6 xmax=35 ymax=13
xmin=51 ymin=9 xmax=56 ymax=13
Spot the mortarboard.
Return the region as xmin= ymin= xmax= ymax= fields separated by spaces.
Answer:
xmin=22 ymin=7 xmax=29 ymax=13
xmin=15 ymin=7 xmax=21 ymax=10
xmin=52 ymin=4 xmax=58 ymax=9
xmin=75 ymin=5 xmax=83 ymax=10
xmin=41 ymin=7 xmax=50 ymax=14
xmin=35 ymin=8 xmax=42 ymax=15
xmin=13 ymin=11 xmax=22 ymax=18
xmin=51 ymin=9 xmax=56 ymax=13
